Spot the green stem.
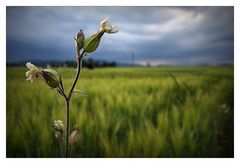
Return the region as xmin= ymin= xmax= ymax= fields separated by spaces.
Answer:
xmin=65 ymin=98 xmax=70 ymax=157
xmin=68 ymin=57 xmax=83 ymax=99
xmin=64 ymin=52 xmax=84 ymax=157
xmin=59 ymin=138 xmax=64 ymax=157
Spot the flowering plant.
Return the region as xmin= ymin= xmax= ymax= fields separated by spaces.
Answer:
xmin=25 ymin=18 xmax=118 ymax=157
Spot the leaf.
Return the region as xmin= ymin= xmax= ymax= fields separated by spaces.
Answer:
xmin=73 ymin=90 xmax=88 ymax=96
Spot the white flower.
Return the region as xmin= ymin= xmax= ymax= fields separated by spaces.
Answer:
xmin=52 ymin=120 xmax=64 ymax=132
xmin=52 ymin=120 xmax=64 ymax=139
xmin=25 ymin=62 xmax=41 ymax=83
xmin=99 ymin=18 xmax=118 ymax=34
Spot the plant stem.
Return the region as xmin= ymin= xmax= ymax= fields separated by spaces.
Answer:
xmin=68 ymin=57 xmax=83 ymax=99
xmin=58 ymin=138 xmax=64 ymax=157
xmin=64 ymin=52 xmax=84 ymax=157
xmin=65 ymin=98 xmax=70 ymax=157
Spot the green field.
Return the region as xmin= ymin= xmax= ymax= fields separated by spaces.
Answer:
xmin=7 ymin=66 xmax=234 ymax=157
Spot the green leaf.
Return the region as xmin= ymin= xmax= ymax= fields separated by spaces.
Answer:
xmin=73 ymin=90 xmax=88 ymax=96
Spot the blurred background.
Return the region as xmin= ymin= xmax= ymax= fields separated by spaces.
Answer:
xmin=7 ymin=6 xmax=233 ymax=67
xmin=6 ymin=7 xmax=234 ymax=158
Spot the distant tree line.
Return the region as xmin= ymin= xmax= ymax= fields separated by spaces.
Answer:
xmin=7 ymin=58 xmax=116 ymax=69
xmin=65 ymin=58 xmax=116 ymax=69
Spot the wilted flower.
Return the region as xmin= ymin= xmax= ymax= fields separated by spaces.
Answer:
xmin=25 ymin=62 xmax=41 ymax=83
xmin=99 ymin=18 xmax=118 ymax=34
xmin=69 ymin=124 xmax=80 ymax=145
xmin=41 ymin=69 xmax=61 ymax=89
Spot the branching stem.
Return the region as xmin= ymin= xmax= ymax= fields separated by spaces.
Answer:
xmin=63 ymin=51 xmax=84 ymax=157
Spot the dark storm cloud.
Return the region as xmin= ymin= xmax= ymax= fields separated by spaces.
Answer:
xmin=6 ymin=6 xmax=233 ymax=65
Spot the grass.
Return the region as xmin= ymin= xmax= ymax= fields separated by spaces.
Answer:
xmin=6 ymin=66 xmax=234 ymax=157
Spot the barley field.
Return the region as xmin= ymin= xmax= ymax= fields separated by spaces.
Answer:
xmin=6 ymin=66 xmax=234 ymax=157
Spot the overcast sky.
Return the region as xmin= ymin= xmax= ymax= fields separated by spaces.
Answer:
xmin=6 ymin=6 xmax=233 ymax=66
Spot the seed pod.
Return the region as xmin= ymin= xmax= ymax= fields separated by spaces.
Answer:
xmin=41 ymin=69 xmax=61 ymax=89
xmin=83 ymin=34 xmax=101 ymax=53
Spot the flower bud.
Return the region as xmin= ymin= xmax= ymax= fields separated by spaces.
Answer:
xmin=75 ymin=29 xmax=85 ymax=52
xmin=69 ymin=124 xmax=80 ymax=145
xmin=52 ymin=120 xmax=64 ymax=140
xmin=83 ymin=34 xmax=101 ymax=53
xmin=73 ymin=124 xmax=80 ymax=130
xmin=41 ymin=69 xmax=61 ymax=89
xmin=52 ymin=120 xmax=64 ymax=132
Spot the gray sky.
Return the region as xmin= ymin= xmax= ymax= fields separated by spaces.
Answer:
xmin=6 ymin=6 xmax=233 ymax=66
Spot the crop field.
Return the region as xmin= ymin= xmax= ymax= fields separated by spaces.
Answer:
xmin=6 ymin=66 xmax=234 ymax=157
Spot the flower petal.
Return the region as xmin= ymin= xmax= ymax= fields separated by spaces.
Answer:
xmin=26 ymin=62 xmax=34 ymax=69
xmin=107 ymin=26 xmax=118 ymax=34
xmin=25 ymin=70 xmax=31 ymax=77
xmin=26 ymin=76 xmax=31 ymax=81
xmin=100 ymin=18 xmax=118 ymax=34
xmin=100 ymin=18 xmax=109 ymax=28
